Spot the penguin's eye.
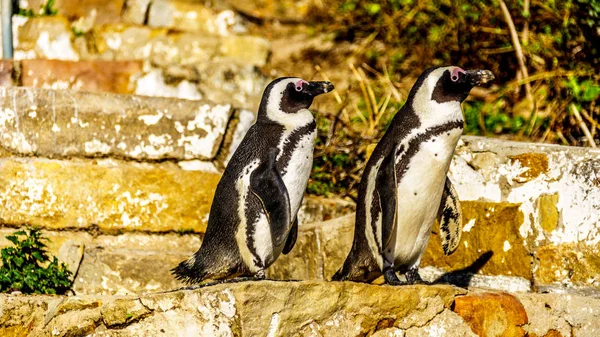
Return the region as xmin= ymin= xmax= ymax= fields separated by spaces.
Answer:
xmin=450 ymin=68 xmax=466 ymax=82
xmin=295 ymin=79 xmax=308 ymax=92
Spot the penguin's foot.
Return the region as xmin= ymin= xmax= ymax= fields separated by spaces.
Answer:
xmin=405 ymin=267 xmax=428 ymax=285
xmin=254 ymin=270 xmax=266 ymax=280
xmin=383 ymin=267 xmax=405 ymax=286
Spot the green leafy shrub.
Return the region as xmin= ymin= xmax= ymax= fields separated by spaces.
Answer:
xmin=0 ymin=228 xmax=72 ymax=294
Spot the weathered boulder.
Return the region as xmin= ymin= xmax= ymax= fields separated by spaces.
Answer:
xmin=0 ymin=61 xmax=13 ymax=87
xmin=147 ymin=0 xmax=247 ymax=35
xmin=0 ymin=197 xmax=353 ymax=295
xmin=0 ymin=157 xmax=220 ymax=233
xmin=0 ymin=281 xmax=465 ymax=337
xmin=517 ymin=293 xmax=600 ymax=337
xmin=21 ymin=0 xmax=125 ymax=25
xmin=453 ymin=292 xmax=528 ymax=337
xmin=20 ymin=59 xmax=143 ymax=94
xmin=451 ymin=136 xmax=600 ymax=289
xmin=122 ymin=0 xmax=152 ymax=25
xmin=0 ymin=88 xmax=233 ymax=160
xmin=14 ymin=16 xmax=79 ymax=60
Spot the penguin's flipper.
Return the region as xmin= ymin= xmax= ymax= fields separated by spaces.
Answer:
xmin=376 ymin=149 xmax=398 ymax=250
xmin=282 ymin=216 xmax=298 ymax=255
xmin=437 ymin=177 xmax=462 ymax=255
xmin=250 ymin=149 xmax=292 ymax=248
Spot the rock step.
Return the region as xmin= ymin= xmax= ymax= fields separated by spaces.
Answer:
xmin=0 ymin=87 xmax=242 ymax=161
xmin=20 ymin=0 xmax=244 ymax=32
xmin=1 ymin=281 xmax=598 ymax=337
xmin=14 ymin=15 xmax=269 ymax=66
xmin=0 ymin=133 xmax=598 ymax=292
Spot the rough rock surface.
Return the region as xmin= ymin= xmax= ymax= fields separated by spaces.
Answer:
xmin=0 ymin=197 xmax=353 ymax=295
xmin=517 ymin=293 xmax=600 ymax=337
xmin=20 ymin=59 xmax=143 ymax=94
xmin=0 ymin=157 xmax=220 ymax=233
xmin=0 ymin=281 xmax=464 ymax=337
xmin=453 ymin=292 xmax=528 ymax=337
xmin=0 ymin=88 xmax=233 ymax=160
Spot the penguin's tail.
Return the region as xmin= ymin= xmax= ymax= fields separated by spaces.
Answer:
xmin=171 ymin=255 xmax=208 ymax=285
xmin=331 ymin=268 xmax=347 ymax=281
xmin=331 ymin=248 xmax=382 ymax=283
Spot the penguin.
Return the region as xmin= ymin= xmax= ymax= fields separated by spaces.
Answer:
xmin=173 ymin=77 xmax=334 ymax=284
xmin=332 ymin=66 xmax=494 ymax=285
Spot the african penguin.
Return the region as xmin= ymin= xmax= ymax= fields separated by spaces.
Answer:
xmin=332 ymin=66 xmax=494 ymax=285
xmin=173 ymin=77 xmax=334 ymax=283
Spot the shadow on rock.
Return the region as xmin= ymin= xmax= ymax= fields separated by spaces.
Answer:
xmin=434 ymin=251 xmax=494 ymax=287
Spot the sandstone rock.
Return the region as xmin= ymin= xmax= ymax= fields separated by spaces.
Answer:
xmin=0 ymin=61 xmax=13 ymax=87
xmin=21 ymin=59 xmax=143 ymax=94
xmin=0 ymin=281 xmax=463 ymax=336
xmin=226 ymin=0 xmax=317 ymax=22
xmin=148 ymin=0 xmax=246 ymax=35
xmin=0 ymin=88 xmax=233 ymax=160
xmin=535 ymin=243 xmax=600 ymax=288
xmin=14 ymin=16 xmax=79 ymax=60
xmin=101 ymin=298 xmax=150 ymax=326
xmin=268 ymin=229 xmax=321 ymax=281
xmin=452 ymin=136 xmax=600 ymax=251
xmin=453 ymin=292 xmax=528 ymax=337
xmin=517 ymin=293 xmax=600 ymax=337
xmin=57 ymin=240 xmax=85 ymax=282
xmin=508 ymin=153 xmax=549 ymax=183
xmin=122 ymin=0 xmax=152 ymax=25
xmin=404 ymin=310 xmax=477 ymax=337
xmin=55 ymin=0 xmax=125 ymax=25
xmin=422 ymin=200 xmax=531 ymax=279
xmin=537 ymin=193 xmax=559 ymax=233
xmin=217 ymin=35 xmax=271 ymax=67
xmin=73 ymin=247 xmax=188 ymax=295
xmin=80 ymin=24 xmax=168 ymax=61
xmin=0 ymin=157 xmax=219 ymax=233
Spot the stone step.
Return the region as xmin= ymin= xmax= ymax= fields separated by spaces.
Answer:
xmin=1 ymin=58 xmax=267 ymax=109
xmin=20 ymin=0 xmax=244 ymax=32
xmin=0 ymin=128 xmax=597 ymax=293
xmin=0 ymin=197 xmax=355 ymax=295
xmin=0 ymin=87 xmax=236 ymax=161
xmin=1 ymin=281 xmax=598 ymax=337
xmin=14 ymin=15 xmax=269 ymax=65
xmin=0 ymin=157 xmax=220 ymax=233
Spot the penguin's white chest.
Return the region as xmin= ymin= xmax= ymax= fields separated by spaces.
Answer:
xmin=280 ymin=129 xmax=317 ymax=217
xmin=236 ymin=127 xmax=316 ymax=271
xmin=386 ymin=128 xmax=462 ymax=267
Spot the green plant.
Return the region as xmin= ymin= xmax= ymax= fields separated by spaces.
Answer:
xmin=40 ymin=0 xmax=58 ymax=16
xmin=18 ymin=0 xmax=58 ymax=18
xmin=0 ymin=228 xmax=72 ymax=294
xmin=71 ymin=26 xmax=86 ymax=38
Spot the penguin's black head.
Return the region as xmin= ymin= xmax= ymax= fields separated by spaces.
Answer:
xmin=426 ymin=66 xmax=495 ymax=103
xmin=258 ymin=77 xmax=334 ymax=125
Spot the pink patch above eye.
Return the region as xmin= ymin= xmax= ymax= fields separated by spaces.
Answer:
xmin=451 ymin=67 xmax=466 ymax=82
xmin=295 ymin=79 xmax=309 ymax=91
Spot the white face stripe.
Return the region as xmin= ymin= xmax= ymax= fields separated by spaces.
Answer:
xmin=265 ymin=78 xmax=314 ymax=130
xmin=411 ymin=66 xmax=463 ymax=125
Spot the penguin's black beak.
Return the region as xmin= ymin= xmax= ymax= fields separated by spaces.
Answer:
xmin=304 ymin=81 xmax=335 ymax=97
xmin=463 ymin=70 xmax=495 ymax=86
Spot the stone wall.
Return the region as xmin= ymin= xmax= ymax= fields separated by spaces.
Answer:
xmin=6 ymin=0 xmax=271 ymax=109
xmin=0 ymin=87 xmax=598 ymax=298
xmin=1 ymin=281 xmax=599 ymax=337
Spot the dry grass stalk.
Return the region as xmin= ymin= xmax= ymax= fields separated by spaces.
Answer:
xmin=499 ymin=0 xmax=534 ymax=114
xmin=570 ymin=104 xmax=597 ymax=148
